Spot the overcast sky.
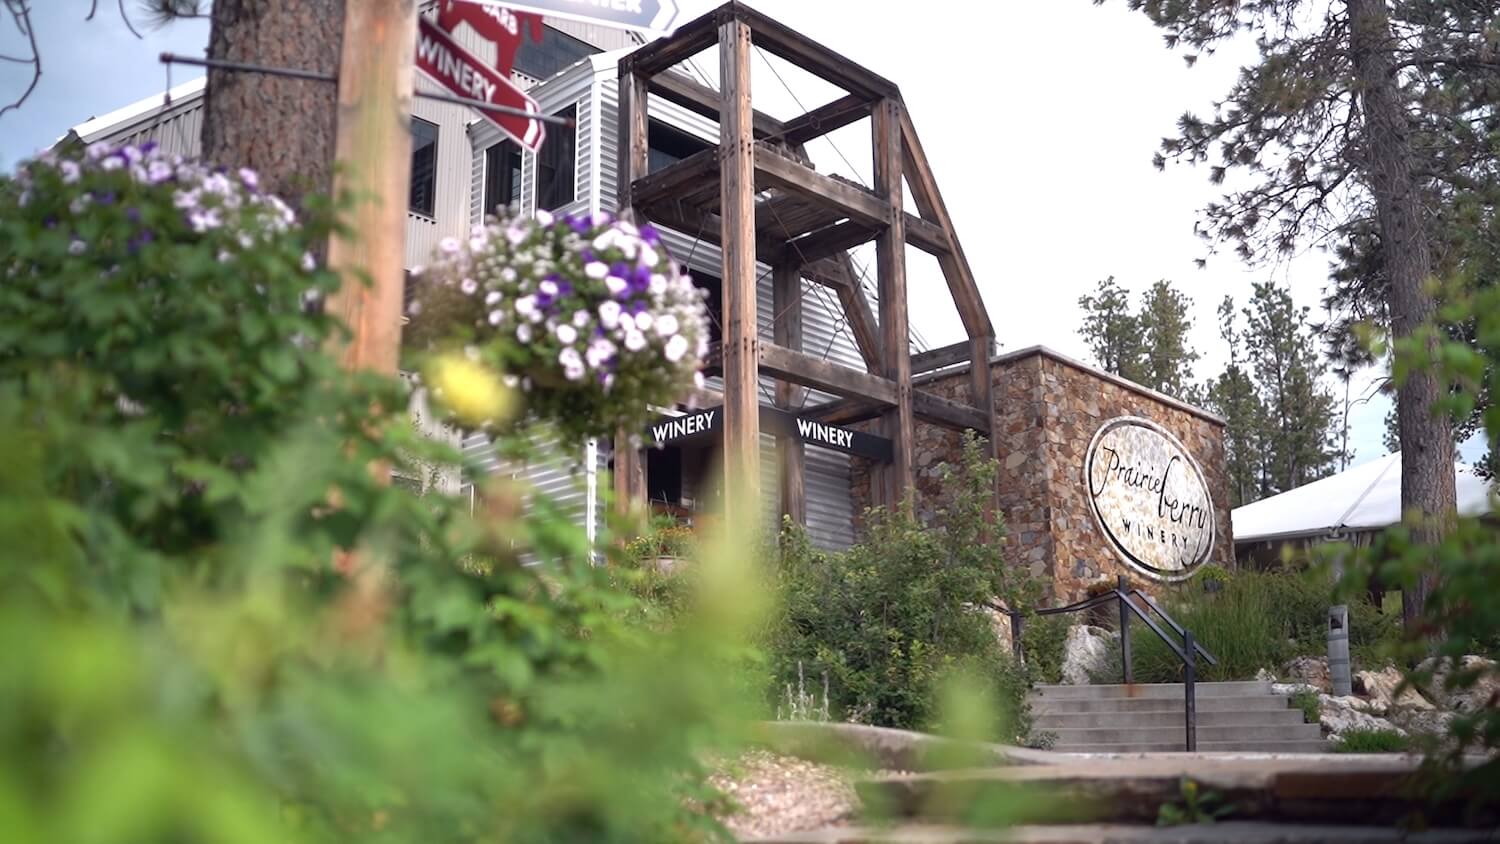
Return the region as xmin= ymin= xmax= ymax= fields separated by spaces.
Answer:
xmin=1 ymin=0 xmax=1482 ymax=468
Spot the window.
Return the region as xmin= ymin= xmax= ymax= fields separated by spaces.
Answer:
xmin=483 ymin=140 xmax=522 ymax=218
xmin=409 ymin=117 xmax=438 ymax=217
xmin=535 ymin=105 xmax=576 ymax=211
xmin=513 ymin=25 xmax=599 ymax=80
xmin=693 ymin=270 xmax=723 ymax=348
xmin=648 ymin=120 xmax=712 ymax=174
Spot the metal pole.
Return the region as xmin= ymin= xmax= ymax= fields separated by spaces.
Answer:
xmin=1117 ymin=574 xmax=1133 ymax=685
xmin=159 ymin=53 xmax=576 ymax=126
xmin=1184 ymin=629 xmax=1198 ymax=752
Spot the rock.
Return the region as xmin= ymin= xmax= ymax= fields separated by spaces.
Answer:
xmin=1417 ymin=655 xmax=1500 ymax=714
xmin=1319 ymin=694 xmax=1407 ymax=740
xmin=1060 ymin=624 xmax=1116 ymax=685
xmin=1281 ymin=655 xmax=1331 ymax=693
xmin=1272 ymin=682 xmax=1321 ymax=698
xmin=1354 ymin=666 xmax=1433 ymax=711
xmin=1255 ymin=668 xmax=1277 ymax=683
xmin=1387 ymin=707 xmax=1454 ymax=739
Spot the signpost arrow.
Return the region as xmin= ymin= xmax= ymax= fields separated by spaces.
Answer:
xmin=415 ymin=16 xmax=547 ymax=153
xmin=460 ymin=0 xmax=680 ymax=38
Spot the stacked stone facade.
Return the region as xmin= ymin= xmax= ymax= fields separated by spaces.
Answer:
xmin=851 ymin=346 xmax=1232 ymax=603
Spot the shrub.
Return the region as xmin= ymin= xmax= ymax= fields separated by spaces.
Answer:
xmin=1290 ymin=689 xmax=1321 ymax=724
xmin=1332 ymin=728 xmax=1411 ymax=754
xmin=764 ymin=434 xmax=1037 ymax=743
xmin=1022 ymin=613 xmax=1071 ymax=685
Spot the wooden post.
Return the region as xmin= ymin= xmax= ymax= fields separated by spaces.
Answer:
xmin=613 ymin=63 xmax=651 ymax=515
xmin=774 ymin=260 xmax=806 ymax=527
xmin=872 ymin=97 xmax=912 ymax=509
xmin=970 ymin=331 xmax=1001 ymax=518
xmin=718 ymin=16 xmax=761 ymax=533
xmin=324 ymin=0 xmax=417 ymax=378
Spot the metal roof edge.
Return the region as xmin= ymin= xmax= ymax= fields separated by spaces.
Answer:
xmin=69 ymin=77 xmax=207 ymax=145
xmin=913 ymin=344 xmax=1228 ymax=427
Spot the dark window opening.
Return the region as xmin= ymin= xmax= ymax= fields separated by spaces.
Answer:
xmin=645 ymin=445 xmax=683 ymax=505
xmin=692 ymin=270 xmax=723 ymax=349
xmin=536 ymin=105 xmax=577 ymax=211
xmin=409 ymin=117 xmax=438 ymax=217
xmin=483 ymin=140 xmax=522 ymax=218
xmin=513 ymin=25 xmax=600 ymax=80
xmin=648 ymin=119 xmax=712 ymax=174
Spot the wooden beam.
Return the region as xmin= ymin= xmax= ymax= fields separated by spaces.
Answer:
xmin=784 ymin=220 xmax=877 ymax=264
xmin=759 ymin=343 xmax=898 ymax=404
xmin=774 ymin=261 xmax=806 ymax=527
xmin=912 ymin=390 xmax=990 ymax=433
xmin=730 ymin=2 xmax=899 ymax=101
xmin=622 ymin=5 xmax=721 ymax=78
xmin=648 ymin=70 xmax=783 ymax=139
xmin=616 ymin=69 xmax=649 ymax=212
xmin=912 ymin=341 xmax=972 ymax=374
xmin=778 ymin=93 xmax=871 ymax=146
xmin=629 ymin=147 xmax=720 ymax=210
xmin=873 ymin=97 xmax=913 ymax=507
xmin=754 ymin=144 xmax=890 ymax=227
xmin=719 ymin=16 xmax=761 ymax=531
xmin=802 ymin=395 xmax=883 ymax=426
xmin=904 ymin=212 xmax=951 ymax=256
xmin=325 ymin=0 xmax=416 ymax=378
xmin=899 ymin=107 xmax=993 ymax=339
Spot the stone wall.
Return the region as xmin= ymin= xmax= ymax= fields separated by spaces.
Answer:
xmin=850 ymin=346 xmax=1232 ymax=603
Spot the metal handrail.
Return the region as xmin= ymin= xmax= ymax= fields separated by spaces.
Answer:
xmin=1003 ymin=574 xmax=1215 ymax=752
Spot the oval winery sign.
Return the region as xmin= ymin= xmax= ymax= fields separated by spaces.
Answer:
xmin=1084 ymin=417 xmax=1215 ymax=581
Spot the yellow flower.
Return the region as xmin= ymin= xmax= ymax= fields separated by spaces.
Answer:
xmin=427 ymin=354 xmax=516 ymax=426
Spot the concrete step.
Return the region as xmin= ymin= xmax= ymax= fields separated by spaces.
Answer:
xmin=1031 ymin=682 xmax=1271 ymax=700
xmin=1034 ymin=708 xmax=1306 ymax=730
xmin=1029 ymin=695 xmax=1293 ymax=715
xmin=1046 ymin=722 xmax=1323 ymax=746
xmin=744 ymin=822 xmax=1493 ymax=843
xmin=1050 ymin=739 xmax=1331 ymax=754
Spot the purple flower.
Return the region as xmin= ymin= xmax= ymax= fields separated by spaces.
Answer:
xmin=141 ymin=141 xmax=159 ymax=154
xmin=95 ymin=192 xmax=116 ymax=206
xmin=568 ymin=215 xmax=593 ymax=235
xmin=126 ymin=207 xmax=141 ymax=223
xmin=640 ymin=224 xmax=661 ymax=246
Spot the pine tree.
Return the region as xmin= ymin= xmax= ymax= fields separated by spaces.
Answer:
xmin=1137 ymin=279 xmax=1201 ymax=402
xmin=1242 ymin=283 xmax=1341 ymax=496
xmin=1102 ymin=0 xmax=1464 ymax=623
xmin=1203 ymin=296 xmax=1267 ymax=508
xmin=1077 ymin=277 xmax=1145 ymax=383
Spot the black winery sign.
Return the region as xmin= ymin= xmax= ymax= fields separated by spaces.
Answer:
xmin=646 ymin=406 xmax=893 ymax=462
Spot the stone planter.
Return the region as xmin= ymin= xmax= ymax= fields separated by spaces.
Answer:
xmin=651 ymin=555 xmax=684 ymax=575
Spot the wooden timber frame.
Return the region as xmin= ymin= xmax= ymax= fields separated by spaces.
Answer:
xmin=616 ymin=1 xmax=997 ymax=533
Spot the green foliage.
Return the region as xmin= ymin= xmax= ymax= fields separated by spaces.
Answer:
xmin=0 ymin=145 xmax=748 ymax=842
xmin=765 ymin=434 xmax=1036 ymax=743
xmin=1195 ymin=562 xmax=1232 ymax=592
xmin=1094 ymin=569 xmax=1398 ymax=683
xmin=1156 ymin=778 xmax=1232 ymax=827
xmin=1290 ymin=688 xmax=1322 ymax=724
xmin=1076 ymin=276 xmax=1199 ymax=401
xmin=1021 ymin=614 xmax=1070 ymax=686
xmin=1332 ymin=729 xmax=1411 ymax=754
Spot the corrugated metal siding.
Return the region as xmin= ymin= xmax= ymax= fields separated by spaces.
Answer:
xmin=461 ymin=430 xmax=594 ymax=561
xmin=407 ymin=75 xmax=473 ymax=269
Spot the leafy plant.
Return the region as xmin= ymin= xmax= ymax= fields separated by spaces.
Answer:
xmin=1156 ymin=778 xmax=1232 ymax=826
xmin=1021 ymin=613 xmax=1070 ymax=685
xmin=1332 ymin=729 xmax=1411 ymax=754
xmin=1290 ymin=689 xmax=1322 ymax=724
xmin=764 ymin=434 xmax=1037 ymax=743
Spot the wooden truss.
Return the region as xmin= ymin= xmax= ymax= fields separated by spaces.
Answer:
xmin=615 ymin=2 xmax=996 ymax=529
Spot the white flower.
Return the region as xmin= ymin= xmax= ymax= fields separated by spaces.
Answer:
xmin=605 ymin=275 xmax=627 ymax=296
xmin=460 ymin=277 xmax=479 ymax=295
xmin=515 ymin=295 xmax=537 ymax=315
xmin=506 ymin=225 xmax=526 ymax=245
xmin=121 ymin=145 xmax=142 ymax=164
xmin=59 ymin=160 xmax=81 ymax=184
xmin=86 ymin=143 xmax=110 ymax=161
xmin=664 ymin=334 xmax=689 ymax=363
xmin=517 ymin=324 xmax=533 ymax=342
xmin=618 ymin=220 xmax=640 ymax=237
xmin=639 ymin=245 xmax=659 ymax=267
xmin=601 ymin=373 xmax=616 ymax=391
xmin=407 ymin=300 xmax=424 ymax=316
xmin=439 ymin=236 xmax=461 ymax=254
xmin=203 ymin=172 xmax=232 ymax=195
xmin=694 ymin=371 xmax=706 ymax=389
xmin=469 ymin=235 xmax=488 ymax=252
xmin=174 ymin=189 xmax=200 ymax=210
xmin=598 ymin=300 xmax=622 ymax=329
xmin=68 ymin=239 xmax=86 ymax=256
xmin=238 ymin=167 xmax=259 ymax=190
xmin=501 ymin=267 xmax=517 ymax=282
xmin=572 ymin=309 xmax=590 ymax=327
xmin=539 ymin=279 xmax=558 ymax=297
xmin=488 ymin=309 xmax=504 ymax=325
xmin=584 ymin=261 xmax=608 ymax=279
xmin=301 ymin=252 xmax=317 ymax=272
xmin=485 ymin=291 xmax=503 ymax=306
xmin=591 ymin=210 xmax=610 ymax=226
xmin=238 ymin=233 xmax=255 ymax=250
xmin=624 ymin=330 xmax=646 ymax=352
xmin=534 ymin=209 xmax=554 ymax=226
xmin=655 ymin=314 xmax=680 ymax=337
xmin=559 ymin=347 xmax=585 ymax=381
xmin=69 ymin=195 xmax=91 ymax=215
xmin=101 ymin=156 xmax=124 ymax=171
xmin=633 ymin=311 xmax=654 ymax=332
xmin=145 ymin=160 xmax=173 ymax=184
xmin=555 ymin=324 xmax=578 ymax=344
xmin=586 ymin=338 xmax=616 ymax=368
xmin=649 ymin=273 xmax=667 ymax=295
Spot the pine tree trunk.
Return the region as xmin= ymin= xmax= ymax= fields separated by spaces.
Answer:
xmin=200 ymin=0 xmax=346 ymax=206
xmin=1347 ymin=0 xmax=1456 ymax=630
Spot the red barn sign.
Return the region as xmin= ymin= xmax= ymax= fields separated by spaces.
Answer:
xmin=416 ymin=15 xmax=546 ymax=152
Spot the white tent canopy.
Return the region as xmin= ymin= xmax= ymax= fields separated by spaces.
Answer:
xmin=1232 ymin=452 xmax=1494 ymax=545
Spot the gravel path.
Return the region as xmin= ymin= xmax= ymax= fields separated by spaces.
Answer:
xmin=709 ymin=750 xmax=861 ymax=839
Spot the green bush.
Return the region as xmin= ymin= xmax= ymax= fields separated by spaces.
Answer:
xmin=1021 ymin=613 xmax=1071 ymax=685
xmin=1088 ymin=569 xmax=1399 ymax=684
xmin=1290 ymin=689 xmax=1321 ymax=724
xmin=1332 ymin=728 xmax=1411 ymax=754
xmin=765 ymin=433 xmax=1038 ymax=743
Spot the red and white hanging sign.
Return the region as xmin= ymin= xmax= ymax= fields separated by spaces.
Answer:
xmin=416 ymin=11 xmax=546 ymax=152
